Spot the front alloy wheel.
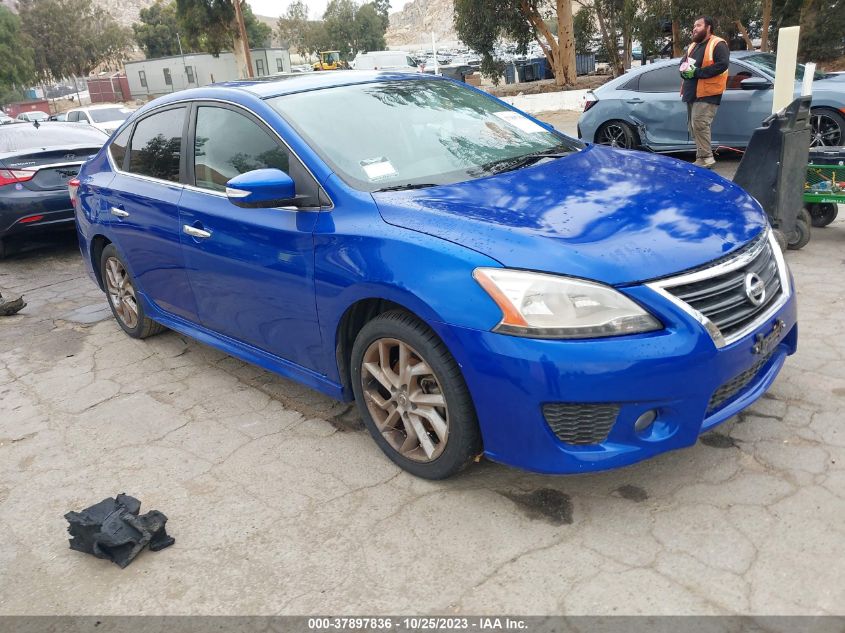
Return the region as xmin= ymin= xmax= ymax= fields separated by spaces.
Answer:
xmin=350 ymin=310 xmax=482 ymax=479
xmin=361 ymin=337 xmax=449 ymax=463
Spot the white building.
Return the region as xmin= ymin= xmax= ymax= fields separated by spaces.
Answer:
xmin=125 ymin=48 xmax=292 ymax=99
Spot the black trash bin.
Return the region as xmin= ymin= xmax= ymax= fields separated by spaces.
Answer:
xmin=733 ymin=96 xmax=813 ymax=250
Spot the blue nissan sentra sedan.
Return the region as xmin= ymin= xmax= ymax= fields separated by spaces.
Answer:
xmin=73 ymin=71 xmax=797 ymax=479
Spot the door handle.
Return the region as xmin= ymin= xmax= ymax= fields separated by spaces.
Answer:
xmin=110 ymin=206 xmax=129 ymax=218
xmin=625 ymin=98 xmax=644 ymax=104
xmin=183 ymin=224 xmax=212 ymax=239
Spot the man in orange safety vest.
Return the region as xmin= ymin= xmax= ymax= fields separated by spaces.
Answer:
xmin=680 ymin=16 xmax=730 ymax=169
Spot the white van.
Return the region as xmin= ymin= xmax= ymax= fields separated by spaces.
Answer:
xmin=352 ymin=51 xmax=419 ymax=72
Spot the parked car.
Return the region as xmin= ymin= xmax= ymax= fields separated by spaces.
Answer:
xmin=352 ymin=50 xmax=419 ymax=71
xmin=579 ymin=51 xmax=845 ymax=150
xmin=49 ymin=113 xmax=67 ymax=122
xmin=74 ymin=72 xmax=796 ymax=478
xmin=0 ymin=114 xmax=14 ymax=125
xmin=66 ymin=104 xmax=134 ymax=135
xmin=1 ymin=122 xmax=107 ymax=257
xmin=16 ymin=111 xmax=49 ymax=123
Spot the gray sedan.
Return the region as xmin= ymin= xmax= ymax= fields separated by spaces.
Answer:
xmin=578 ymin=51 xmax=845 ymax=151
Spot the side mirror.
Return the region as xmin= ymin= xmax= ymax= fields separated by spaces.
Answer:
xmin=741 ymin=77 xmax=773 ymax=90
xmin=225 ymin=168 xmax=298 ymax=208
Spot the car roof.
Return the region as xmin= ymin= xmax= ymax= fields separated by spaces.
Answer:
xmin=149 ymin=70 xmax=437 ymax=106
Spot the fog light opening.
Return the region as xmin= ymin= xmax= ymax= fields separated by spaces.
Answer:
xmin=634 ymin=410 xmax=658 ymax=434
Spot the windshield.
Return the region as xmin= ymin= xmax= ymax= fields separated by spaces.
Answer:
xmin=268 ymin=79 xmax=582 ymax=191
xmin=89 ymin=107 xmax=132 ymax=123
xmin=742 ymin=53 xmax=827 ymax=80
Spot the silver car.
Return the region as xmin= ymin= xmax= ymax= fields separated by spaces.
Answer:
xmin=578 ymin=51 xmax=845 ymax=151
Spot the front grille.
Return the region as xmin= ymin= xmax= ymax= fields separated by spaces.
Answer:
xmin=665 ymin=236 xmax=782 ymax=340
xmin=542 ymin=403 xmax=619 ymax=445
xmin=707 ymin=350 xmax=774 ymax=414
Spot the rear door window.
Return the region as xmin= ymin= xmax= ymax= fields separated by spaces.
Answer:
xmin=127 ymin=107 xmax=185 ymax=182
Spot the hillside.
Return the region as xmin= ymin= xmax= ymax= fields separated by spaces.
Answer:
xmin=386 ymin=0 xmax=457 ymax=47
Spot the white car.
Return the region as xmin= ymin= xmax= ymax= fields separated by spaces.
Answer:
xmin=352 ymin=51 xmax=420 ymax=72
xmin=16 ymin=111 xmax=49 ymax=122
xmin=66 ymin=104 xmax=134 ymax=135
xmin=0 ymin=114 xmax=14 ymax=125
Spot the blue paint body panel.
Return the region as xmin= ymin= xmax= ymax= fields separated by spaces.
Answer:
xmin=75 ymin=73 xmax=798 ymax=475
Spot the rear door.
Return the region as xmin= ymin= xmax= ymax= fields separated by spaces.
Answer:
xmin=627 ymin=65 xmax=691 ymax=149
xmin=105 ymin=105 xmax=199 ymax=321
xmin=178 ymin=102 xmax=325 ymax=369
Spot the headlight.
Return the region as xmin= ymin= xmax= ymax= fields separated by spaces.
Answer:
xmin=473 ymin=268 xmax=661 ymax=339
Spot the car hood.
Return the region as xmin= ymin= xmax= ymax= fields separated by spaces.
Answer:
xmin=373 ymin=144 xmax=767 ymax=286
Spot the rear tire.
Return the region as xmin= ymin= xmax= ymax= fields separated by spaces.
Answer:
xmin=787 ymin=208 xmax=812 ymax=250
xmin=350 ymin=310 xmax=482 ymax=479
xmin=595 ymin=120 xmax=639 ymax=149
xmin=807 ymin=203 xmax=838 ymax=228
xmin=100 ymin=244 xmax=165 ymax=339
xmin=810 ymin=108 xmax=845 ymax=148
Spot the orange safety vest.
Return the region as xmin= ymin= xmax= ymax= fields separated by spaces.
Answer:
xmin=685 ymin=35 xmax=728 ymax=98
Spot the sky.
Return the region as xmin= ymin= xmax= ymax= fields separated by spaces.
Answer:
xmin=247 ymin=0 xmax=412 ymax=19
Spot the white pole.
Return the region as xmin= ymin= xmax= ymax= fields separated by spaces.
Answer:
xmin=431 ymin=32 xmax=439 ymax=75
xmin=772 ymin=26 xmax=800 ymax=114
xmin=801 ymin=61 xmax=816 ymax=97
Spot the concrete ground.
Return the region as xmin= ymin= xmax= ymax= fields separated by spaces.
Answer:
xmin=1 ymin=170 xmax=844 ymax=615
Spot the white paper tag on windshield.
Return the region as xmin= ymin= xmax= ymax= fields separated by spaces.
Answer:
xmin=493 ymin=111 xmax=547 ymax=134
xmin=361 ymin=157 xmax=397 ymax=181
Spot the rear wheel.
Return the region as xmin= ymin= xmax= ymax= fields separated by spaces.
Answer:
xmin=810 ymin=108 xmax=845 ymax=148
xmin=350 ymin=310 xmax=482 ymax=479
xmin=807 ymin=203 xmax=838 ymax=228
xmin=100 ymin=244 xmax=165 ymax=339
xmin=596 ymin=120 xmax=638 ymax=149
xmin=787 ymin=208 xmax=812 ymax=250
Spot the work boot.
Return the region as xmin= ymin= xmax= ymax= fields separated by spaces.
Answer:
xmin=693 ymin=157 xmax=716 ymax=169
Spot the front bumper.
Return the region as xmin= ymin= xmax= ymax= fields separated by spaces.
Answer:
xmin=434 ymin=279 xmax=797 ymax=475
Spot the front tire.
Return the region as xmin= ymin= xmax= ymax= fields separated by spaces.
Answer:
xmin=100 ymin=244 xmax=165 ymax=339
xmin=350 ymin=310 xmax=482 ymax=479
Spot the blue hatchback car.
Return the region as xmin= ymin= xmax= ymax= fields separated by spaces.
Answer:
xmin=74 ymin=72 xmax=797 ymax=479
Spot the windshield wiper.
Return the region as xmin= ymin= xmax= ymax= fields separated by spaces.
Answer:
xmin=482 ymin=147 xmax=574 ymax=175
xmin=374 ymin=183 xmax=438 ymax=192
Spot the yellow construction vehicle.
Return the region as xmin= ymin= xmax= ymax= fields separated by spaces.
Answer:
xmin=313 ymin=51 xmax=347 ymax=71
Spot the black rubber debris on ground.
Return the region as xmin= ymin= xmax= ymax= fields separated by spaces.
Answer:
xmin=64 ymin=493 xmax=175 ymax=568
xmin=0 ymin=292 xmax=26 ymax=316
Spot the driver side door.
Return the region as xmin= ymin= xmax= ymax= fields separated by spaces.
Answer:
xmin=178 ymin=103 xmax=328 ymax=371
